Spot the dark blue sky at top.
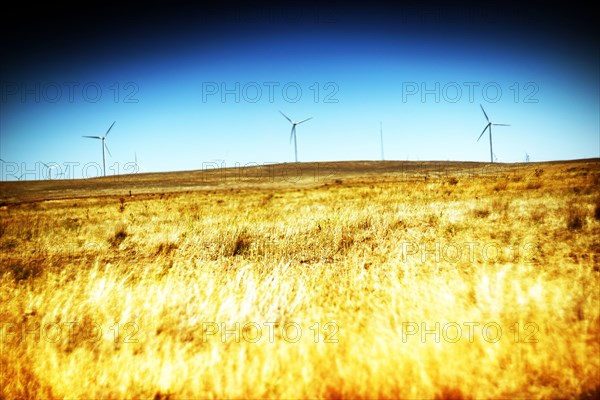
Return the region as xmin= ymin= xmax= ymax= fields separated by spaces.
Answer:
xmin=1 ymin=2 xmax=598 ymax=180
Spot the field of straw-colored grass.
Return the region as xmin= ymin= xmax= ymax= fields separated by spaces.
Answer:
xmin=1 ymin=160 xmax=599 ymax=399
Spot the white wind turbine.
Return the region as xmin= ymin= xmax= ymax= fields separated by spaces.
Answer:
xmin=380 ymin=122 xmax=385 ymax=161
xmin=477 ymin=105 xmax=510 ymax=163
xmin=132 ymin=152 xmax=147 ymax=173
xmin=280 ymin=111 xmax=312 ymax=162
xmin=41 ymin=162 xmax=60 ymax=180
xmin=82 ymin=121 xmax=115 ymax=176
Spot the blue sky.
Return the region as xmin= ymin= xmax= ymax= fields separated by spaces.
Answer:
xmin=1 ymin=3 xmax=598 ymax=180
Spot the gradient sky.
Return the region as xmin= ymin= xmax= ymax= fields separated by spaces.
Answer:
xmin=1 ymin=2 xmax=598 ymax=180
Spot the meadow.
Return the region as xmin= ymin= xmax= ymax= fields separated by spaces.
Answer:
xmin=1 ymin=160 xmax=599 ymax=399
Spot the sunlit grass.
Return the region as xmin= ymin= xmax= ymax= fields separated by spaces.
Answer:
xmin=1 ymin=160 xmax=599 ymax=398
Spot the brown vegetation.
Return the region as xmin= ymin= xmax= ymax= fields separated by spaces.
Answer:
xmin=0 ymin=159 xmax=598 ymax=398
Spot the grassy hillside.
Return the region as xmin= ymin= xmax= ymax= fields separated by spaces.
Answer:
xmin=1 ymin=159 xmax=599 ymax=398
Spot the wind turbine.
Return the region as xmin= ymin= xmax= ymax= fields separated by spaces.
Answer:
xmin=279 ymin=111 xmax=312 ymax=163
xmin=132 ymin=152 xmax=149 ymax=173
xmin=477 ymin=105 xmax=509 ymax=163
xmin=525 ymin=152 xmax=530 ymax=162
xmin=41 ymin=162 xmax=60 ymax=180
xmin=82 ymin=121 xmax=115 ymax=176
xmin=380 ymin=122 xmax=384 ymax=161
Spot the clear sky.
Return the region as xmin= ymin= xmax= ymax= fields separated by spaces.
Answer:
xmin=1 ymin=2 xmax=598 ymax=180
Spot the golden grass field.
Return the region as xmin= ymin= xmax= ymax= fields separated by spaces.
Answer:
xmin=1 ymin=159 xmax=599 ymax=399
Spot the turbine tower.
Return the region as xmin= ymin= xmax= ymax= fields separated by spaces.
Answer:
xmin=380 ymin=122 xmax=384 ymax=161
xmin=41 ymin=162 xmax=59 ymax=180
xmin=133 ymin=152 xmax=149 ymax=173
xmin=477 ymin=105 xmax=510 ymax=163
xmin=83 ymin=121 xmax=115 ymax=176
xmin=280 ymin=111 xmax=312 ymax=163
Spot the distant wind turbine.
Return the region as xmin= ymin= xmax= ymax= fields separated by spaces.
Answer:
xmin=380 ymin=122 xmax=384 ymax=161
xmin=132 ymin=152 xmax=141 ymax=173
xmin=525 ymin=152 xmax=530 ymax=162
xmin=82 ymin=121 xmax=115 ymax=176
xmin=280 ymin=111 xmax=312 ymax=163
xmin=41 ymin=162 xmax=60 ymax=179
xmin=132 ymin=152 xmax=149 ymax=173
xmin=477 ymin=105 xmax=510 ymax=163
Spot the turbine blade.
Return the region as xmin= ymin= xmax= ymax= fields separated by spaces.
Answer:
xmin=493 ymin=124 xmax=510 ymax=126
xmin=105 ymin=121 xmax=116 ymax=137
xmin=477 ymin=124 xmax=489 ymax=141
xmin=289 ymin=127 xmax=295 ymax=144
xmin=82 ymin=136 xmax=102 ymax=139
xmin=279 ymin=111 xmax=293 ymax=124
xmin=480 ymin=104 xmax=490 ymax=122
xmin=297 ymin=117 xmax=313 ymax=125
xmin=104 ymin=142 xmax=112 ymax=158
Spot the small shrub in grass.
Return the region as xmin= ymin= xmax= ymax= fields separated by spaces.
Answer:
xmin=426 ymin=212 xmax=441 ymax=226
xmin=1 ymin=238 xmax=18 ymax=251
xmin=530 ymin=209 xmax=546 ymax=224
xmin=155 ymin=241 xmax=178 ymax=256
xmin=109 ymin=227 xmax=128 ymax=248
xmin=119 ymin=197 xmax=126 ymax=213
xmin=494 ymin=179 xmax=508 ymax=191
xmin=338 ymin=229 xmax=355 ymax=252
xmin=566 ymin=204 xmax=586 ymax=230
xmin=5 ymin=258 xmax=44 ymax=282
xmin=231 ymin=230 xmax=252 ymax=256
xmin=534 ymin=168 xmax=544 ymax=177
xmin=526 ymin=181 xmax=542 ymax=190
xmin=472 ymin=207 xmax=491 ymax=218
xmin=594 ymin=197 xmax=600 ymax=221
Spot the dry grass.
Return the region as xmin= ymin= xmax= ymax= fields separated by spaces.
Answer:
xmin=0 ymin=160 xmax=599 ymax=399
